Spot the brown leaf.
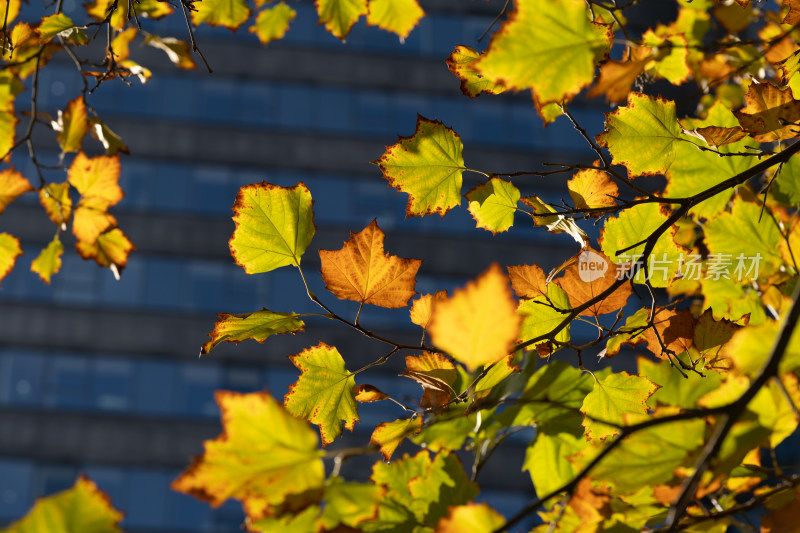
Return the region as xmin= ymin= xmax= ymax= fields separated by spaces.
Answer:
xmin=734 ymin=82 xmax=800 ymax=142
xmin=642 ymin=308 xmax=695 ymax=359
xmin=688 ymin=125 xmax=748 ymax=147
xmin=556 ymin=248 xmax=631 ymax=317
xmin=507 ymin=264 xmax=547 ymax=299
xmin=785 ymin=0 xmax=800 ymax=25
xmin=762 ymin=490 xmax=800 ymax=533
xmin=319 ymin=219 xmax=422 ymax=308
xmin=402 ymin=352 xmax=458 ymax=410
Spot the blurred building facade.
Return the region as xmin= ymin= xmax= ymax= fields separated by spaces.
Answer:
xmin=0 ymin=1 xmax=600 ymax=531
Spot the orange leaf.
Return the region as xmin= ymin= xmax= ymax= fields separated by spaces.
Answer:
xmin=507 ymin=264 xmax=547 ymax=299
xmin=688 ymin=125 xmax=748 ymax=148
xmin=567 ymin=168 xmax=618 ymax=212
xmin=39 ymin=182 xmax=72 ymax=228
xmin=556 ymin=248 xmax=631 ymax=317
xmin=67 ymin=152 xmax=123 ymax=207
xmin=76 ymin=227 xmax=134 ymax=277
xmin=319 ymin=219 xmax=422 ymax=308
xmin=354 ymin=384 xmax=389 ymax=402
xmin=0 ymin=167 xmax=33 ymax=214
xmin=402 ymin=352 xmax=458 ymax=410
xmin=762 ymin=490 xmax=800 ymax=533
xmin=642 ymin=308 xmax=695 ymax=359
xmin=429 ymin=264 xmax=521 ymax=371
xmin=587 ymin=48 xmax=651 ymax=103
xmin=409 ymin=290 xmax=447 ymax=329
xmin=370 ymin=417 xmax=422 ymax=461
xmin=73 ymin=197 xmax=117 ymax=243
xmin=734 ymin=83 xmax=800 ymax=142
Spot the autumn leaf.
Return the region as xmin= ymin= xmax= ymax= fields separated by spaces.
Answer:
xmin=580 ymin=371 xmax=659 ymax=440
xmin=52 ymin=97 xmax=89 ymax=153
xmin=201 ymin=309 xmax=306 ymax=355
xmin=521 ymin=195 xmax=589 ymax=246
xmin=446 ymin=45 xmax=505 ymax=98
xmin=370 ymin=417 xmax=423 ymax=461
xmin=284 ymin=342 xmax=358 ymax=446
xmin=436 ymin=503 xmax=505 ymax=533
xmin=556 ymin=248 xmax=631 ymax=316
xmin=72 ymin=198 xmax=116 ymax=244
xmin=319 ymin=219 xmax=422 ymax=308
xmin=373 ymin=115 xmax=465 ymax=217
xmin=172 ymin=391 xmax=325 ymax=515
xmin=466 ymin=178 xmax=520 ymax=234
xmin=401 ymin=352 xmax=458 ymax=409
xmin=409 ymin=290 xmax=447 ymax=329
xmin=191 ymin=0 xmax=250 ymax=30
xmin=588 ymin=46 xmax=651 ymax=102
xmin=517 ymin=283 xmax=571 ymax=348
xmin=90 ymin=118 xmax=129 ymax=156
xmin=507 ymin=263 xmax=547 ymax=299
xmin=428 ymin=264 xmax=520 ymax=371
xmin=641 ymin=308 xmax=695 ymax=359
xmin=86 ymin=0 xmax=172 ymax=29
xmin=761 ymin=491 xmax=800 ymax=533
xmin=0 ymin=232 xmax=22 ymax=285
xmin=76 ymin=227 xmax=134 ymax=276
xmin=67 ymin=152 xmax=123 ymax=206
xmin=734 ymin=82 xmax=800 ymax=142
xmin=144 ymin=35 xmax=196 ymax=70
xmin=38 ymin=13 xmax=88 ymax=45
xmin=366 ymin=0 xmax=424 ymax=40
xmin=0 ymin=475 xmax=122 ymax=533
xmin=0 ymin=167 xmax=33 ymax=214
xmin=567 ymin=168 xmax=618 ymax=211
xmin=250 ymin=2 xmax=296 ymax=44
xmin=596 ymin=92 xmax=683 ymax=177
xmin=316 ymin=0 xmax=367 ymax=40
xmin=39 ymin=182 xmax=72 ymax=228
xmin=354 ymin=384 xmax=389 ymax=402
xmin=318 ymin=477 xmax=384 ymax=530
xmin=639 ymin=356 xmax=722 ymax=409
xmin=475 ymin=0 xmax=612 ymax=109
xmin=31 ymin=235 xmax=64 ymax=284
xmin=0 ymin=0 xmax=20 ymax=26
xmin=229 ymin=182 xmax=316 ymax=274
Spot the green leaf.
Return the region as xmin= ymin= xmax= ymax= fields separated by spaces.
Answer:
xmin=638 ymin=357 xmax=722 ymax=409
xmin=284 ymin=342 xmax=358 ymax=446
xmin=518 ymin=283 xmax=571 ymax=349
xmin=371 ymin=417 xmax=423 ymax=461
xmin=229 ymin=181 xmax=316 ymax=274
xmin=249 ymin=505 xmax=320 ymax=533
xmin=523 ymin=430 xmax=585 ymax=496
xmin=250 ymin=2 xmax=296 ymax=44
xmin=466 ymin=178 xmax=520 ymax=234
xmin=191 ymin=0 xmax=250 ymax=29
xmin=774 ymin=154 xmax=800 ymax=206
xmin=580 ymin=371 xmax=659 ymax=441
xmin=600 ymin=202 xmax=686 ymax=287
xmin=0 ymin=476 xmax=122 ymax=533
xmin=200 ymin=309 xmax=306 ymax=355
xmin=373 ymin=115 xmax=465 ymax=217
xmin=475 ymin=0 xmax=612 ymax=107
xmin=446 ymin=45 xmax=506 ymax=98
xmin=0 ymin=232 xmax=22 ymax=286
xmin=704 ymin=198 xmax=784 ymax=280
xmin=605 ymin=306 xmax=649 ymax=357
xmin=319 ymin=477 xmax=384 ymax=530
xmin=30 ymin=235 xmax=64 ymax=284
xmin=38 ymin=13 xmax=88 ymax=44
xmin=596 ymin=92 xmax=683 ymax=177
xmin=316 ymin=0 xmax=367 ymax=40
xmin=725 ymin=318 xmax=800 ymax=377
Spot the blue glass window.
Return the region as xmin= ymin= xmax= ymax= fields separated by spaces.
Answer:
xmin=0 ymin=460 xmax=34 ymax=520
xmin=92 ymin=359 xmax=134 ymax=411
xmin=0 ymin=350 xmax=45 ymax=407
xmin=45 ymin=355 xmax=90 ymax=409
xmin=134 ymin=360 xmax=178 ymax=416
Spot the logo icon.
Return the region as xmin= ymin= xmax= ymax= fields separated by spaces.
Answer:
xmin=578 ymin=249 xmax=608 ymax=282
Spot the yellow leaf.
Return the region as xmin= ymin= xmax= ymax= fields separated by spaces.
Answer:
xmin=0 ymin=0 xmax=20 ymax=26
xmin=30 ymin=235 xmax=64 ymax=284
xmin=191 ymin=0 xmax=250 ymax=30
xmin=144 ymin=35 xmax=197 ymax=70
xmin=446 ymin=45 xmax=506 ymax=98
xmin=476 ymin=0 xmax=612 ymax=109
xmin=436 ymin=503 xmax=505 ymax=533
xmin=370 ymin=417 xmax=422 ymax=461
xmin=39 ymin=182 xmax=72 ymax=227
xmin=73 ymin=197 xmax=117 ymax=243
xmin=316 ymin=0 xmax=367 ymax=40
xmin=319 ymin=219 xmax=422 ymax=308
xmin=429 ymin=263 xmax=521 ymax=371
xmin=110 ymin=28 xmax=137 ymax=62
xmin=200 ymin=310 xmax=305 ymax=355
xmin=587 ymin=47 xmax=651 ymax=103
xmin=0 ymin=167 xmax=33 ymax=213
xmin=172 ymin=391 xmax=325 ymax=515
xmin=409 ymin=290 xmax=447 ymax=329
xmin=354 ymin=384 xmax=389 ymax=402
xmin=734 ymin=82 xmax=800 ymax=142
xmin=401 ymin=352 xmax=458 ymax=410
xmin=52 ymin=98 xmax=89 ymax=153
xmin=67 ymin=152 xmax=123 ymax=207
xmin=249 ymin=2 xmax=296 ymax=44
xmin=466 ymin=178 xmax=520 ymax=234
xmin=366 ymin=0 xmax=424 ymax=41
xmin=0 ymin=232 xmax=21 ymax=285
xmin=76 ymin=227 xmax=134 ymax=274
xmin=580 ymin=371 xmax=660 ymax=441
xmin=567 ymin=167 xmax=618 ymax=211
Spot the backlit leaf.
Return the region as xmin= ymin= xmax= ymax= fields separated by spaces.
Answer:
xmin=774 ymin=154 xmax=800 ymax=206
xmin=319 ymin=219 xmax=422 ymax=308
xmin=639 ymin=357 xmax=722 ymax=409
xmin=475 ymin=0 xmax=612 ymax=108
xmin=370 ymin=417 xmax=423 ymax=461
xmin=409 ymin=290 xmax=447 ymax=329
xmin=316 ymin=0 xmax=367 ymax=40
xmin=250 ymin=2 xmax=296 ymax=44
xmin=587 ymin=46 xmax=651 ymax=103
xmin=52 ymin=97 xmax=89 ymax=153
xmin=600 ymin=202 xmax=686 ymax=287
xmin=76 ymin=227 xmax=134 ymax=274
xmin=724 ymin=319 xmax=800 ymax=378
xmin=284 ymin=342 xmax=358 ymax=446
xmin=521 ymin=195 xmax=589 ymax=246
xmin=67 ymin=152 xmax=123 ymax=207
xmin=687 ymin=125 xmax=747 ymax=147
xmin=366 ymin=0 xmax=423 ymax=40
xmin=429 ymin=264 xmax=520 ymax=371
xmin=72 ymin=198 xmax=116 ymax=244
xmin=229 ymin=182 xmax=315 ymax=274
xmin=436 ymin=503 xmax=505 ymax=533
xmin=518 ymin=283 xmax=571 ymax=349
xmin=89 ymin=119 xmax=129 ymax=156
xmin=109 ymin=28 xmax=137 ymax=62
xmin=402 ymin=352 xmax=458 ymax=409
xmin=466 ymin=178 xmax=520 ymax=234
xmin=39 ymin=182 xmax=72 ymax=228
xmin=201 ymin=309 xmax=306 ymax=355
xmin=507 ymin=263 xmax=547 ymax=299
xmin=567 ymin=168 xmax=618 ymax=211
xmin=144 ymin=35 xmax=196 ymax=70
xmin=86 ymin=0 xmax=172 ymax=29
xmin=172 ymin=391 xmax=325 ymax=514
xmin=38 ymin=13 xmax=88 ymax=44
xmin=30 ymin=235 xmax=64 ymax=284
xmin=524 ymin=431 xmax=585 ymax=496
xmin=0 ymin=167 xmax=32 ymax=213
xmin=319 ymin=477 xmax=384 ymax=530
xmin=596 ymin=92 xmax=683 ymax=177
xmin=354 ymin=384 xmax=389 ymax=402
xmin=0 ymin=0 xmax=20 ymax=26
xmin=761 ymin=491 xmax=800 ymax=533
xmin=0 ymin=475 xmax=122 ymax=533
xmin=191 ymin=0 xmax=250 ymax=30
xmin=642 ymin=30 xmax=691 ymax=85
xmin=640 ymin=308 xmax=695 ymax=359
xmin=556 ymin=248 xmax=631 ymax=316
xmin=373 ymin=115 xmax=465 ymax=217
xmin=580 ymin=371 xmax=659 ymax=440
xmin=734 ymin=82 xmax=800 ymax=142
xmin=446 ymin=45 xmax=505 ymax=98
xmin=0 ymin=233 xmax=21 ymax=285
